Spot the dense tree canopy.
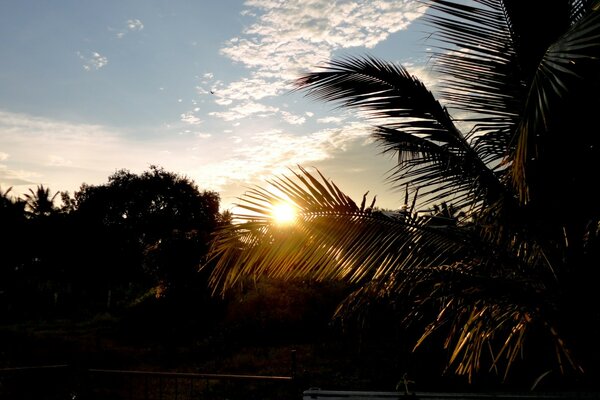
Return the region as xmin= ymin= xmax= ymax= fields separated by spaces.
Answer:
xmin=0 ymin=166 xmax=225 ymax=318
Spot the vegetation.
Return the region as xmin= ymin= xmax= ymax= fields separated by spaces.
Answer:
xmin=0 ymin=166 xmax=224 ymax=320
xmin=1 ymin=167 xmax=362 ymax=396
xmin=206 ymin=0 xmax=600 ymax=385
xmin=3 ymin=0 xmax=600 ymax=394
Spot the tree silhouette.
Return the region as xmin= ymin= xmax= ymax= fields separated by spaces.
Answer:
xmin=0 ymin=186 xmax=27 ymax=318
xmin=74 ymin=165 xmax=222 ymax=303
xmin=206 ymin=0 xmax=600 ymax=384
xmin=23 ymin=184 xmax=59 ymax=217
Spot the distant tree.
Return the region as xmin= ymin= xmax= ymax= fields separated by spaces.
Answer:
xmin=0 ymin=186 xmax=25 ymax=220
xmin=0 ymin=186 xmax=27 ymax=318
xmin=23 ymin=184 xmax=59 ymax=217
xmin=73 ymin=165 xmax=223 ymax=304
xmin=0 ymin=185 xmax=71 ymax=318
xmin=59 ymin=191 xmax=77 ymax=214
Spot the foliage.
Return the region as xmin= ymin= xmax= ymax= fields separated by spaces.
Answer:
xmin=74 ymin=165 xmax=222 ymax=297
xmin=206 ymin=0 xmax=600 ymax=384
xmin=23 ymin=184 xmax=60 ymax=217
xmin=0 ymin=166 xmax=225 ymax=320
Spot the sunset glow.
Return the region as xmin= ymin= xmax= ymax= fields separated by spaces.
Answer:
xmin=271 ymin=203 xmax=297 ymax=225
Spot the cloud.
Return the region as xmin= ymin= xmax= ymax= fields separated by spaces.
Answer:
xmin=317 ymin=116 xmax=345 ymax=125
xmin=211 ymin=0 xmax=426 ymax=123
xmin=0 ymin=110 xmax=174 ymax=196
xmin=127 ymin=19 xmax=144 ymax=31
xmin=115 ymin=18 xmax=144 ymax=38
xmin=180 ymin=112 xmax=203 ymax=125
xmin=77 ymin=51 xmax=108 ymax=71
xmin=211 ymin=78 xmax=285 ymax=103
xmin=173 ymin=1 xmax=428 ymax=208
xmin=190 ymin=120 xmax=373 ymax=197
xmin=223 ymin=1 xmax=425 ymax=80
xmin=0 ymin=106 xmax=383 ymax=210
xmin=47 ymin=155 xmax=73 ymax=167
xmin=280 ymin=111 xmax=306 ymax=125
xmin=209 ymin=101 xmax=279 ymax=121
xmin=0 ymin=164 xmax=37 ymax=187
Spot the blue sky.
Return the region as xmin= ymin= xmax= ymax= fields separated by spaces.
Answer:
xmin=0 ymin=0 xmax=435 ymax=211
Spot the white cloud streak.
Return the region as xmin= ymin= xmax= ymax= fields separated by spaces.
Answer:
xmin=209 ymin=101 xmax=279 ymax=121
xmin=317 ymin=116 xmax=345 ymax=125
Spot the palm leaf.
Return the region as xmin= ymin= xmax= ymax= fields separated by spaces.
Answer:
xmin=206 ymin=167 xmax=574 ymax=379
xmin=423 ymin=0 xmax=524 ymax=159
xmin=510 ymin=5 xmax=600 ymax=202
xmin=208 ymin=0 xmax=599 ymax=383
xmin=295 ymin=56 xmax=512 ymax=216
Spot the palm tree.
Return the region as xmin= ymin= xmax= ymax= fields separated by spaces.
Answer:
xmin=23 ymin=184 xmax=60 ymax=217
xmin=206 ymin=0 xmax=600 ymax=383
xmin=1 ymin=186 xmax=26 ymax=218
xmin=1 ymin=186 xmax=14 ymax=208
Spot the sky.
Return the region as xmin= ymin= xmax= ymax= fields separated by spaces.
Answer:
xmin=0 ymin=0 xmax=436 ymax=212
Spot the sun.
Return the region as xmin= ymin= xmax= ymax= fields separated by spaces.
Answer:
xmin=271 ymin=202 xmax=297 ymax=225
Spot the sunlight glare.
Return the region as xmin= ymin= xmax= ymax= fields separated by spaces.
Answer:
xmin=271 ymin=202 xmax=297 ymax=225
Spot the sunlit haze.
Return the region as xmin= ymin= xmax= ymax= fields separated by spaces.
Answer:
xmin=0 ymin=1 xmax=434 ymax=212
xmin=271 ymin=202 xmax=297 ymax=225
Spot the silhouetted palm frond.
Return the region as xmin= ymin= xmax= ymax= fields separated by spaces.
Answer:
xmin=207 ymin=0 xmax=600 ymax=383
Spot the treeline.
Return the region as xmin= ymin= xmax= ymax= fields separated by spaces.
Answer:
xmin=0 ymin=165 xmax=230 ymax=321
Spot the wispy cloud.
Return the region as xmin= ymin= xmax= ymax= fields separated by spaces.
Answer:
xmin=77 ymin=50 xmax=108 ymax=71
xmin=115 ymin=18 xmax=144 ymax=38
xmin=0 ymin=110 xmax=169 ymax=195
xmin=209 ymin=101 xmax=279 ymax=121
xmin=192 ymin=120 xmax=373 ymax=192
xmin=48 ymin=155 xmax=73 ymax=167
xmin=280 ymin=110 xmax=306 ymax=125
xmin=317 ymin=116 xmax=345 ymax=125
xmin=0 ymin=164 xmax=37 ymax=187
xmin=166 ymin=123 xmax=377 ymax=207
xmin=211 ymin=78 xmax=285 ymax=103
xmin=180 ymin=111 xmax=203 ymax=126
xmin=127 ymin=19 xmax=144 ymax=31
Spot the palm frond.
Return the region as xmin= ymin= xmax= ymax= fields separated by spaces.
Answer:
xmin=207 ymin=167 xmax=476 ymax=293
xmin=208 ymin=0 xmax=599 ymax=382
xmin=373 ymin=126 xmax=511 ymax=212
xmin=510 ymin=5 xmax=600 ymax=202
xmin=423 ymin=0 xmax=523 ymax=154
xmin=206 ymin=167 xmax=574 ymax=379
xmin=295 ymin=55 xmax=512 ymax=215
xmin=295 ymin=55 xmax=460 ymax=136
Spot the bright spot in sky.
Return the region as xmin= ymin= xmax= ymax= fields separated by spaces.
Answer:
xmin=271 ymin=203 xmax=297 ymax=225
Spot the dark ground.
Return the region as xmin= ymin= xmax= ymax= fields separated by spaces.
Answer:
xmin=1 ymin=281 xmax=597 ymax=399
